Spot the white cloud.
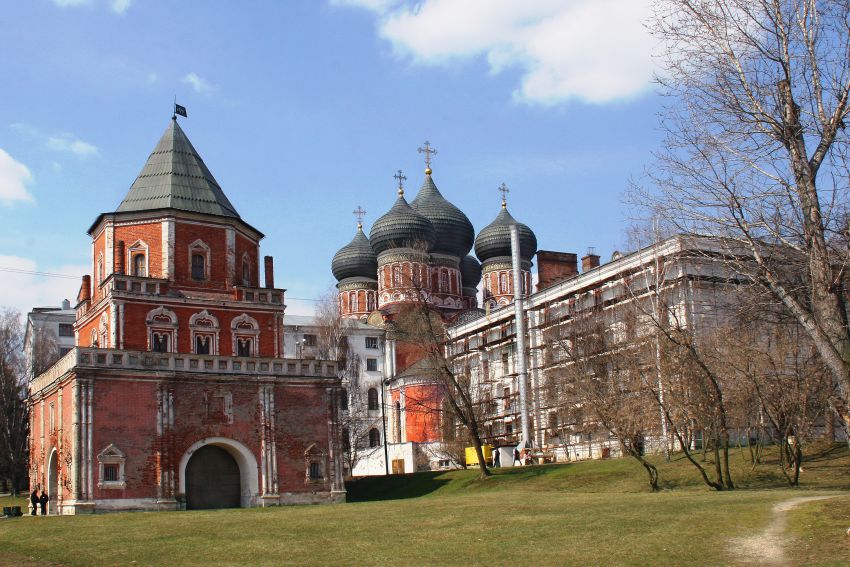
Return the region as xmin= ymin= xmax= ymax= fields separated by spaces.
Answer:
xmin=0 ymin=150 xmax=34 ymax=205
xmin=334 ymin=0 xmax=656 ymax=105
xmin=329 ymin=0 xmax=400 ymax=12
xmin=46 ymin=134 xmax=100 ymax=157
xmin=51 ymin=0 xmax=93 ymax=6
xmin=11 ymin=124 xmax=99 ymax=158
xmin=51 ymin=0 xmax=133 ymax=12
xmin=182 ymin=72 xmax=217 ymax=96
xmin=110 ymin=0 xmax=132 ymax=13
xmin=0 ymin=256 xmax=87 ymax=318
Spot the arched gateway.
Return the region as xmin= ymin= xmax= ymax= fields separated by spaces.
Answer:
xmin=185 ymin=446 xmax=240 ymax=509
xmin=179 ymin=438 xmax=259 ymax=509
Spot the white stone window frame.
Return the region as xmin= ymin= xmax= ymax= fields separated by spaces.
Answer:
xmin=99 ymin=312 xmax=109 ymax=348
xmin=97 ymin=444 xmax=127 ymax=489
xmin=127 ymin=240 xmax=150 ymax=278
xmin=188 ymin=239 xmax=211 ymax=282
xmin=204 ymin=390 xmax=234 ymax=424
xmin=303 ymin=443 xmax=327 ymax=484
xmin=189 ymin=310 xmax=220 ymax=355
xmin=146 ymin=306 xmax=178 ymax=353
xmin=231 ymin=313 xmax=259 ymax=357
xmin=96 ymin=252 xmax=104 ymax=285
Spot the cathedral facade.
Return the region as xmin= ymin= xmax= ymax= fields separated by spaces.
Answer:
xmin=29 ymin=119 xmax=345 ymax=513
xmin=330 ymin=152 xmax=538 ymax=467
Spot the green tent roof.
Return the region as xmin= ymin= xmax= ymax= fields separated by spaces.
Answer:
xmin=116 ymin=118 xmax=240 ymax=218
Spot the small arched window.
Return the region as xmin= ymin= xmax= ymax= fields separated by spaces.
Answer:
xmin=369 ymin=428 xmax=381 ymax=448
xmin=440 ymin=270 xmax=449 ymax=292
xmin=342 ymin=427 xmax=351 ymax=453
xmin=367 ymin=388 xmax=379 ymax=410
xmin=340 ymin=388 xmax=348 ymax=411
xmin=151 ymin=333 xmax=170 ymax=353
xmin=499 ymin=273 xmax=508 ymax=294
xmin=191 ymin=253 xmax=206 ymax=281
xmin=133 ymin=254 xmax=146 ymax=277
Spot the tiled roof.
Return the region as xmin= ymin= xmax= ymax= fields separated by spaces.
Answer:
xmin=116 ymin=119 xmax=240 ymax=218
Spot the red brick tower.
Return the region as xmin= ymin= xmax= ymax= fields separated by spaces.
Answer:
xmin=29 ymin=118 xmax=345 ymax=514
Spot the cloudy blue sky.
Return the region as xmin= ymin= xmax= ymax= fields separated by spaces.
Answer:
xmin=0 ymin=0 xmax=662 ymax=316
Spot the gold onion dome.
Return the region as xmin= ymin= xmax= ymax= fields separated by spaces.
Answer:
xmin=474 ymin=204 xmax=537 ymax=262
xmin=410 ymin=173 xmax=475 ymax=259
xmin=331 ymin=225 xmax=378 ymax=281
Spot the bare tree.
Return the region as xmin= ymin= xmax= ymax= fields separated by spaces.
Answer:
xmin=314 ymin=291 xmax=381 ymax=476
xmin=640 ymin=0 xmax=850 ymax=427
xmin=393 ymin=303 xmax=491 ymax=478
xmin=0 ymin=309 xmax=28 ymax=495
xmin=722 ymin=321 xmax=833 ymax=485
xmin=545 ymin=310 xmax=662 ymax=490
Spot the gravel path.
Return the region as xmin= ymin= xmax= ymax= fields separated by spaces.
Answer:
xmin=730 ymin=496 xmax=835 ymax=566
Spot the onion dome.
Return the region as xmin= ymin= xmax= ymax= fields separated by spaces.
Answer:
xmin=369 ymin=188 xmax=436 ymax=255
xmin=474 ymin=202 xmax=537 ymax=262
xmin=410 ymin=174 xmax=474 ymax=258
xmin=332 ymin=226 xmax=378 ymax=281
xmin=460 ymin=255 xmax=482 ymax=288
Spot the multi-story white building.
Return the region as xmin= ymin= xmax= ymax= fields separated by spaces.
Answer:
xmin=282 ymin=315 xmax=388 ymax=476
xmin=445 ymin=235 xmax=744 ymax=462
xmin=24 ymin=300 xmax=76 ymax=380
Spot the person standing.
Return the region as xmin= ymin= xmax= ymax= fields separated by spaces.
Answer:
xmin=30 ymin=488 xmax=39 ymax=516
xmin=513 ymin=447 xmax=522 ymax=466
xmin=39 ymin=490 xmax=48 ymax=516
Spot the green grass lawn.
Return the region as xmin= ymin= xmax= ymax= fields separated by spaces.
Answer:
xmin=0 ymin=445 xmax=847 ymax=566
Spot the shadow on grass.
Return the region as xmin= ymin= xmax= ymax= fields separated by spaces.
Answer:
xmin=345 ymin=470 xmax=453 ymax=502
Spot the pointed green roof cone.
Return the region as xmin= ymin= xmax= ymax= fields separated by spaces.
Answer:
xmin=117 ymin=118 xmax=240 ymax=218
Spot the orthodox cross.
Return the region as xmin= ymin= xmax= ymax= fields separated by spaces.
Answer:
xmin=498 ymin=182 xmax=510 ymax=207
xmin=417 ymin=141 xmax=437 ymax=171
xmin=393 ymin=169 xmax=407 ymax=195
xmin=353 ymin=206 xmax=366 ymax=228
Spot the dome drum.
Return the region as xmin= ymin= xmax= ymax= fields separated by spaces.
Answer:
xmin=376 ymin=248 xmax=430 ymax=267
xmin=480 ymin=256 xmax=532 ymax=273
xmin=336 ymin=277 xmax=378 ymax=292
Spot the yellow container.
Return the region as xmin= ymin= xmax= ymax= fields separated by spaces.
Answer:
xmin=465 ymin=445 xmax=493 ymax=466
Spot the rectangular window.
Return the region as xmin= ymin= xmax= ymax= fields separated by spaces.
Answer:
xmin=58 ymin=323 xmax=74 ymax=337
xmin=103 ymin=463 xmax=119 ymax=482
xmin=365 ymin=336 xmax=378 ymax=349
xmin=303 ymin=334 xmax=317 ymax=347
xmin=366 ymin=358 xmax=378 ymax=372
xmin=191 ymin=253 xmax=206 ymax=280
xmin=309 ymin=462 xmax=322 ymax=480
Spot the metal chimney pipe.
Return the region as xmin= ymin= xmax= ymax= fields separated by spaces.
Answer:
xmin=510 ymin=224 xmax=531 ymax=448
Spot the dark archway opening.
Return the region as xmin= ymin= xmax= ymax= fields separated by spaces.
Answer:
xmin=185 ymin=445 xmax=241 ymax=510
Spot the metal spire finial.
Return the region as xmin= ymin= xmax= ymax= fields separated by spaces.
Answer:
xmin=498 ymin=182 xmax=510 ymax=208
xmin=393 ymin=169 xmax=407 ymax=196
xmin=353 ymin=206 xmax=366 ymax=229
xmin=417 ymin=141 xmax=437 ymax=174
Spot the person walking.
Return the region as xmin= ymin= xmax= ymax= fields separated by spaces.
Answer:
xmin=513 ymin=447 xmax=522 ymax=466
xmin=30 ymin=488 xmax=39 ymax=516
xmin=39 ymin=490 xmax=48 ymax=516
